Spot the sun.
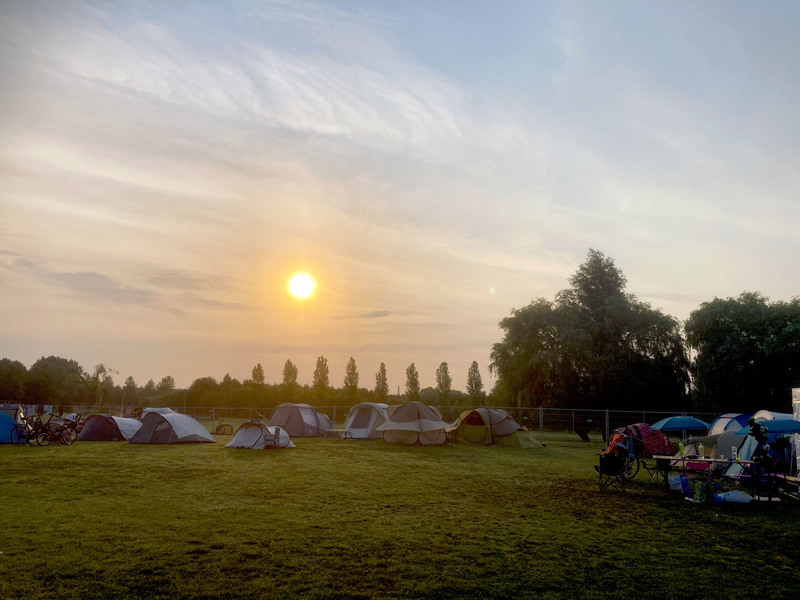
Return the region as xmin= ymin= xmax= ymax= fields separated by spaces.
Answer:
xmin=288 ymin=272 xmax=315 ymax=299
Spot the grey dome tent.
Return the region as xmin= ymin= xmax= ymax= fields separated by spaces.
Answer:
xmin=77 ymin=414 xmax=142 ymax=441
xmin=376 ymin=401 xmax=449 ymax=445
xmin=226 ymin=422 xmax=295 ymax=449
xmin=344 ymin=402 xmax=388 ymax=439
xmin=129 ymin=411 xmax=215 ymax=444
xmin=268 ymin=403 xmax=331 ymax=437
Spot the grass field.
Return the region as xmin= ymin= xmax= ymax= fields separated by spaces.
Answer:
xmin=2 ymin=431 xmax=800 ymax=600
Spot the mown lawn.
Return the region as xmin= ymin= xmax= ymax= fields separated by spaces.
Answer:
xmin=1 ymin=433 xmax=799 ymax=599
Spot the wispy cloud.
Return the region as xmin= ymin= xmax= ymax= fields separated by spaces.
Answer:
xmin=16 ymin=258 xmax=156 ymax=306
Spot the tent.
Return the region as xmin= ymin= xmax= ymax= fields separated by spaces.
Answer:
xmin=447 ymin=408 xmax=541 ymax=447
xmin=343 ymin=403 xmax=389 ymax=439
xmin=268 ymin=403 xmax=331 ymax=437
xmin=129 ymin=411 xmax=215 ymax=444
xmin=708 ymin=413 xmax=752 ymax=436
xmin=140 ymin=407 xmax=177 ymax=418
xmin=376 ymin=402 xmax=450 ymax=445
xmin=226 ymin=421 xmax=295 ymax=449
xmin=77 ymin=414 xmax=142 ymax=441
xmin=751 ymin=409 xmax=794 ymax=422
xmin=0 ymin=411 xmax=16 ymax=444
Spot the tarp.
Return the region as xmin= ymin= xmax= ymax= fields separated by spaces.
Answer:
xmin=603 ymin=423 xmax=676 ymax=457
xmin=129 ymin=411 xmax=215 ymax=444
xmin=268 ymin=403 xmax=330 ymax=437
xmin=344 ymin=403 xmax=388 ymax=439
xmin=376 ymin=402 xmax=449 ymax=445
xmin=226 ymin=422 xmax=294 ymax=449
xmin=77 ymin=414 xmax=142 ymax=441
xmin=447 ymin=408 xmax=541 ymax=447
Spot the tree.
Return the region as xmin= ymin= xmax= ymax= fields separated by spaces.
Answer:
xmin=343 ymin=357 xmax=359 ymax=403
xmin=490 ymin=249 xmax=689 ymax=410
xmin=187 ymin=377 xmax=218 ymax=407
xmin=466 ymin=361 xmax=484 ymax=404
xmin=0 ymin=358 xmax=27 ymax=403
xmin=685 ymin=292 xmax=800 ymax=413
xmin=252 ymin=363 xmax=265 ymax=386
xmin=374 ymin=362 xmax=389 ymax=402
xmin=156 ymin=375 xmax=175 ymax=394
xmin=26 ymin=356 xmax=88 ymax=408
xmin=435 ymin=362 xmax=452 ymax=403
xmin=282 ymin=359 xmax=299 ymax=401
xmin=123 ymin=376 xmax=138 ymax=405
xmin=312 ymin=356 xmax=330 ymax=404
xmin=405 ymin=363 xmax=420 ymax=402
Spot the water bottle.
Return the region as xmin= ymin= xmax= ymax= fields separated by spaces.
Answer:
xmin=679 ymin=442 xmax=684 ymax=456
xmin=698 ymin=443 xmax=704 ymax=458
xmin=732 ymin=446 xmax=738 ymax=461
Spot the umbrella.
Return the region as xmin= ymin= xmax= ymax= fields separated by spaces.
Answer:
xmin=736 ymin=418 xmax=800 ymax=436
xmin=650 ymin=416 xmax=710 ymax=431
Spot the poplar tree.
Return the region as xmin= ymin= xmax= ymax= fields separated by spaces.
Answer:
xmin=374 ymin=362 xmax=389 ymax=401
xmin=405 ymin=363 xmax=420 ymax=402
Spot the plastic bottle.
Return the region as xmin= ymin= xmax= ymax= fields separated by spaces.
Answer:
xmin=732 ymin=446 xmax=738 ymax=461
xmin=698 ymin=443 xmax=704 ymax=458
xmin=678 ymin=441 xmax=684 ymax=456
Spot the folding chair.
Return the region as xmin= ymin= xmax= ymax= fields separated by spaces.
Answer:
xmin=263 ymin=426 xmax=281 ymax=449
xmin=595 ymin=453 xmax=627 ymax=492
xmin=641 ymin=458 xmax=668 ymax=485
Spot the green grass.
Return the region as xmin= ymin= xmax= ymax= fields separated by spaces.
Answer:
xmin=1 ymin=433 xmax=800 ymax=599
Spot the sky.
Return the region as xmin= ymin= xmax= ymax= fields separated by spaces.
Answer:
xmin=2 ymin=1 xmax=800 ymax=393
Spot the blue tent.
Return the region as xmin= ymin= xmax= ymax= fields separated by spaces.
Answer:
xmin=0 ymin=411 xmax=16 ymax=444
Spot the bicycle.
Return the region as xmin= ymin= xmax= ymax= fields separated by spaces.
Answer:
xmin=10 ymin=414 xmax=48 ymax=446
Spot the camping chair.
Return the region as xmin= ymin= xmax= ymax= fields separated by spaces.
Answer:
xmin=641 ymin=457 xmax=670 ymax=485
xmin=595 ymin=453 xmax=627 ymax=492
xmin=263 ymin=427 xmax=281 ymax=449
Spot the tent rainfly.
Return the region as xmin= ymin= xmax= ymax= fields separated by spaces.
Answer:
xmin=447 ymin=408 xmax=541 ymax=447
xmin=77 ymin=414 xmax=143 ymax=441
xmin=376 ymin=401 xmax=450 ymax=445
xmin=226 ymin=421 xmax=295 ymax=449
xmin=129 ymin=411 xmax=215 ymax=444
xmin=268 ymin=403 xmax=331 ymax=437
xmin=343 ymin=402 xmax=389 ymax=439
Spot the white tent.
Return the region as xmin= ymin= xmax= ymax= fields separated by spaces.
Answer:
xmin=343 ymin=403 xmax=388 ymax=439
xmin=268 ymin=403 xmax=331 ymax=437
xmin=376 ymin=402 xmax=450 ymax=445
xmin=751 ymin=409 xmax=794 ymax=422
xmin=77 ymin=415 xmax=142 ymax=441
xmin=226 ymin=422 xmax=294 ymax=449
xmin=140 ymin=407 xmax=177 ymax=418
xmin=129 ymin=411 xmax=215 ymax=444
xmin=708 ymin=413 xmax=752 ymax=436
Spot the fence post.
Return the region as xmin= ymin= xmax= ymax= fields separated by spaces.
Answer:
xmin=539 ymin=406 xmax=544 ymax=440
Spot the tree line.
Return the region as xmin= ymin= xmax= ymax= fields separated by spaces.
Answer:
xmin=3 ymin=249 xmax=798 ymax=415
xmin=0 ymin=354 xmax=486 ymax=413
xmin=489 ymin=249 xmax=800 ymax=414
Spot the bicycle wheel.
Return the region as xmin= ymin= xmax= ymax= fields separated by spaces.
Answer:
xmin=10 ymin=424 xmax=28 ymax=446
xmin=622 ymin=457 xmax=640 ymax=480
xmin=61 ymin=428 xmax=77 ymax=445
xmin=36 ymin=431 xmax=52 ymax=446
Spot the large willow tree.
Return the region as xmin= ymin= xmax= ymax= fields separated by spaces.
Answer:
xmin=685 ymin=292 xmax=800 ymax=413
xmin=490 ymin=249 xmax=689 ymax=410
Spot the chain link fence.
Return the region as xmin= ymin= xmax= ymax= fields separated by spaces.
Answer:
xmin=48 ymin=403 xmax=717 ymax=443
